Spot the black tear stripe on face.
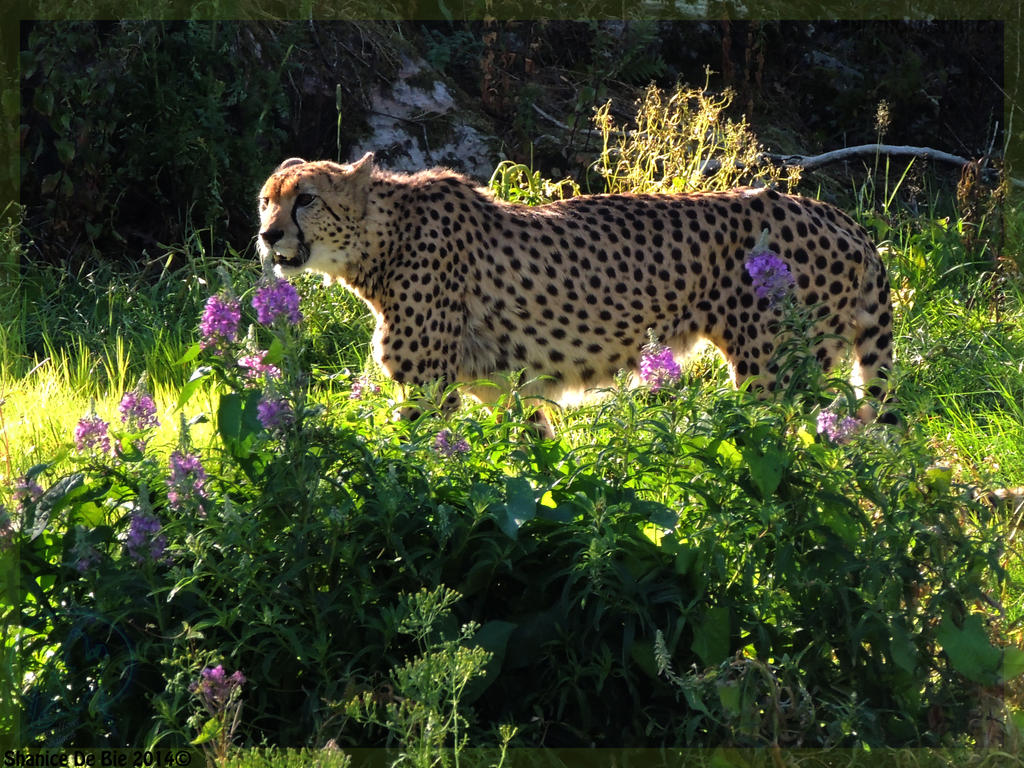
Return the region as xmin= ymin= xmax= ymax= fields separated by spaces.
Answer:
xmin=290 ymin=203 xmax=309 ymax=252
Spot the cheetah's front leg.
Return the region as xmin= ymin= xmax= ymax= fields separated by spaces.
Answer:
xmin=374 ymin=302 xmax=465 ymax=422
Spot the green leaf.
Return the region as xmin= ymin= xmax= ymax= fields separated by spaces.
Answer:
xmin=468 ymin=482 xmax=500 ymax=514
xmin=889 ymin=621 xmax=918 ymax=674
xmin=55 ymin=139 xmax=75 ymax=165
xmin=691 ymin=606 xmax=730 ymax=668
xmin=114 ymin=435 xmax=145 ymax=463
xmin=1009 ymin=708 xmax=1024 ymax=743
xmin=936 ymin=613 xmax=1002 ymax=685
xmin=635 ymin=499 xmax=677 ymax=528
xmin=218 ymin=392 xmax=243 ymax=448
xmin=177 ymin=366 xmax=212 ymax=410
xmin=218 ymin=390 xmax=262 ymax=460
xmin=41 ymin=173 xmax=61 ymax=195
xmin=739 ymin=446 xmax=786 ymax=499
xmin=174 ymin=342 xmax=202 ymax=366
xmin=29 ymin=473 xmax=85 ymax=540
xmin=1002 ymin=646 xmax=1024 ymax=682
xmin=818 ymin=503 xmax=861 ymax=546
xmin=716 ymin=439 xmax=742 ymax=468
xmin=264 ymin=335 xmax=286 ymax=365
xmin=537 ymin=503 xmax=574 ymax=523
xmin=69 ymin=501 xmax=106 ymax=528
xmin=682 ymin=683 xmax=714 ymax=718
xmin=717 ymin=681 xmax=741 ymax=716
xmin=674 ymin=545 xmax=698 ymax=576
xmin=24 ymin=463 xmax=50 ymax=482
xmin=924 ymin=465 xmax=952 ymax=495
xmin=494 ymin=476 xmax=536 ymax=540
xmin=34 ymin=88 xmax=54 ymax=115
xmin=167 ymin=574 xmax=200 ymax=603
xmin=464 ymin=620 xmax=518 ymax=702
xmin=629 ymin=638 xmax=658 ymax=679
xmin=190 ymin=716 xmax=222 ymax=746
xmin=506 ymin=476 xmax=536 ymax=519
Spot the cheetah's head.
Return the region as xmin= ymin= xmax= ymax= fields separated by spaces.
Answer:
xmin=257 ymin=152 xmax=374 ymax=278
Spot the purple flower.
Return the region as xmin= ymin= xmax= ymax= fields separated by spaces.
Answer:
xmin=745 ymin=251 xmax=795 ymax=306
xmin=0 ymin=506 xmax=14 ymax=551
xmin=190 ymin=664 xmax=246 ymax=708
xmin=125 ymin=511 xmax=168 ymax=564
xmin=434 ymin=429 xmax=470 ymax=457
xmin=13 ymin=476 xmax=43 ymax=511
xmin=238 ymin=351 xmax=282 ymax=385
xmin=119 ymin=390 xmax=160 ymax=431
xmin=199 ymin=294 xmax=241 ymax=353
xmin=257 ymin=397 xmax=294 ymax=431
xmin=817 ymin=410 xmax=861 ymax=444
xmin=71 ymin=528 xmax=102 ymax=573
xmin=252 ymin=278 xmax=302 ymax=326
xmin=349 ymin=375 xmax=380 ymax=400
xmin=167 ymin=450 xmax=209 ymax=513
xmin=74 ymin=548 xmax=102 ymax=573
xmin=74 ymin=415 xmax=111 ymax=454
xmin=639 ymin=343 xmax=682 ymax=392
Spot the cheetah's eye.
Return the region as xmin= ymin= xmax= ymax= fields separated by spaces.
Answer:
xmin=259 ymin=197 xmax=269 ymax=210
xmin=295 ymin=193 xmax=316 ymax=207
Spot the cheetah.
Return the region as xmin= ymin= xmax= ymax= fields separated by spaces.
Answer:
xmin=257 ymin=153 xmax=893 ymax=429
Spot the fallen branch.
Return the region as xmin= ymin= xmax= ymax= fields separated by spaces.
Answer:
xmin=765 ymin=144 xmax=975 ymax=170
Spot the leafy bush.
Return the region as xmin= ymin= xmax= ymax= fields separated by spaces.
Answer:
xmin=487 ymin=161 xmax=579 ymax=205
xmin=592 ymin=77 xmax=801 ymax=195
xmin=19 ymin=21 xmax=300 ymax=267
xmin=3 ymin=245 xmax=1020 ymax=757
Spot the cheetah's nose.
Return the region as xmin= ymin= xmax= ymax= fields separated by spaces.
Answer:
xmin=260 ymin=229 xmax=284 ymax=247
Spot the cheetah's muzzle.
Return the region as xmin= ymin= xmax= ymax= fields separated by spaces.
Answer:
xmin=259 ymin=225 xmax=310 ymax=269
xmin=271 ymin=241 xmax=309 ymax=269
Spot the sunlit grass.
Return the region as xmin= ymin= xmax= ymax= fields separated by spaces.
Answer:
xmin=0 ymin=347 xmax=220 ymax=482
xmin=892 ymin=282 xmax=1024 ymax=490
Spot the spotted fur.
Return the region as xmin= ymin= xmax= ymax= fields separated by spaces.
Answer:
xmin=257 ymin=153 xmax=893 ymax=424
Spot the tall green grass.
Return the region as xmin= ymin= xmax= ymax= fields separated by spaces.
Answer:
xmin=851 ymin=168 xmax=1024 ymax=684
xmin=0 ymin=226 xmax=374 ymax=477
xmin=857 ymin=168 xmax=1024 ymax=491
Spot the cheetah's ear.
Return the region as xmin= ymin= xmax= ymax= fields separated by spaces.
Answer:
xmin=346 ymin=152 xmax=375 ymax=219
xmin=276 ymin=157 xmax=306 ymax=172
xmin=349 ymin=152 xmax=374 ymax=172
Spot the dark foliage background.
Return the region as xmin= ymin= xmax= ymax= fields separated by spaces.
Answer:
xmin=16 ymin=17 xmax=1005 ymax=268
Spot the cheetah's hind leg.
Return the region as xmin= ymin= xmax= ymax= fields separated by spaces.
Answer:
xmin=466 ymin=374 xmax=559 ymax=440
xmin=851 ymin=251 xmax=898 ymax=425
